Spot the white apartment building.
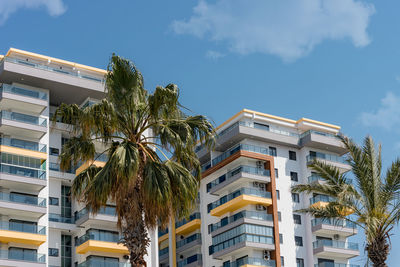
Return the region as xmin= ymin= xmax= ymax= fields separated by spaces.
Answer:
xmin=0 ymin=48 xmax=157 ymax=267
xmin=158 ymin=110 xmax=360 ymax=267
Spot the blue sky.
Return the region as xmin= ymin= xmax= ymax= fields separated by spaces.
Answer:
xmin=0 ymin=0 xmax=399 ymax=265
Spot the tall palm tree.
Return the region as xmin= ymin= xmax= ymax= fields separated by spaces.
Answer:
xmin=292 ymin=136 xmax=400 ymax=267
xmin=52 ymin=55 xmax=214 ymax=266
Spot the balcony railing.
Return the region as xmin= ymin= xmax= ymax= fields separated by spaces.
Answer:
xmin=313 ymin=240 xmax=359 ymax=250
xmin=159 ymin=247 xmax=169 ymax=257
xmin=0 ymin=192 xmax=46 ymax=207
xmin=312 ymin=218 xmax=356 ymax=229
xmin=176 ymin=233 xmax=201 ymax=249
xmin=307 ymin=152 xmax=347 ymax=164
xmin=77 ymin=259 xmax=129 ymax=267
xmin=0 ymin=164 xmax=46 ymax=180
xmin=208 ymin=188 xmax=271 ymax=211
xmin=300 ymin=130 xmax=339 ymax=139
xmin=0 ymin=137 xmax=46 ymax=152
xmin=49 ymin=213 xmax=74 ymax=224
xmin=207 ymin=165 xmax=270 ymax=192
xmin=0 ymin=83 xmax=48 ymax=100
xmin=0 ymin=249 xmax=46 ymax=263
xmin=76 ymin=232 xmax=121 ymax=246
xmin=49 ymin=162 xmax=75 ymax=174
xmin=212 ymin=233 xmax=274 ymax=254
xmin=0 ymin=220 xmax=45 ymax=234
xmin=310 ymin=195 xmax=336 ymax=205
xmin=210 ymin=210 xmax=273 ymax=233
xmin=222 ymin=257 xmax=276 ymax=267
xmin=178 ymin=254 xmax=202 ymax=267
xmin=75 ymin=206 xmax=116 ymax=221
xmin=0 ymin=111 xmax=47 ymax=127
xmin=3 ymin=57 xmax=105 ymax=83
xmin=314 ymin=264 xmax=360 ymax=267
xmin=211 ymin=144 xmax=268 ymax=167
xmin=175 ymin=212 xmax=201 ymax=228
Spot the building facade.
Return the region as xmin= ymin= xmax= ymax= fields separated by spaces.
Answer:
xmin=159 ymin=110 xmax=360 ymax=267
xmin=0 ymin=48 xmax=157 ymax=267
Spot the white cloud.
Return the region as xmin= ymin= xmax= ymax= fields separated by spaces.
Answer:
xmin=172 ymin=0 xmax=375 ymax=62
xmin=205 ymin=50 xmax=225 ymax=60
xmin=360 ymin=92 xmax=400 ymax=130
xmin=0 ymin=0 xmax=66 ymax=25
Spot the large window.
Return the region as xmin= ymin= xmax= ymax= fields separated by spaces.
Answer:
xmin=9 ymin=247 xmax=37 ymax=262
xmin=61 ymin=186 xmax=72 ymax=219
xmin=61 ymin=235 xmax=72 ymax=267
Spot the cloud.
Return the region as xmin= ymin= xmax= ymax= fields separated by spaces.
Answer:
xmin=360 ymin=92 xmax=400 ymax=130
xmin=0 ymin=0 xmax=66 ymax=25
xmin=171 ymin=0 xmax=375 ymax=62
xmin=205 ymin=50 xmax=225 ymax=60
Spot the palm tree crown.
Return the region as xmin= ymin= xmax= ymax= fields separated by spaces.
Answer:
xmin=52 ymin=55 xmax=214 ymax=266
xmin=292 ymin=135 xmax=400 ymax=267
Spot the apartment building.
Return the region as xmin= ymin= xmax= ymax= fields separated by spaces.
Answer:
xmin=0 ymin=48 xmax=157 ymax=267
xmin=158 ymin=110 xmax=360 ymax=267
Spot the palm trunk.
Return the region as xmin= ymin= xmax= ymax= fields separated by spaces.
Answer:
xmin=366 ymin=235 xmax=389 ymax=267
xmin=122 ymin=216 xmax=149 ymax=267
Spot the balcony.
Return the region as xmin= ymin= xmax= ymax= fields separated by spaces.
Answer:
xmin=75 ymin=232 xmax=128 ymax=255
xmin=0 ymin=84 xmax=47 ymax=113
xmin=300 ymin=130 xmax=346 ymax=155
xmin=222 ymin=257 xmax=276 ymax=267
xmin=175 ymin=212 xmax=201 ymax=236
xmin=159 ymin=247 xmax=169 ymax=262
xmin=314 ymin=264 xmax=360 ymax=267
xmin=0 ymin=192 xmax=46 ymax=218
xmin=48 ymin=213 xmax=76 ymax=231
xmin=0 ymin=137 xmax=47 ymax=159
xmin=176 ymin=233 xmax=201 ymax=253
xmin=208 ymin=188 xmax=272 ymax=217
xmin=49 ymin=162 xmax=75 ymax=180
xmin=307 ymin=152 xmax=351 ymax=173
xmin=312 ymin=218 xmax=357 ymax=237
xmin=0 ymin=249 xmax=45 ymax=266
xmin=207 ymin=165 xmax=271 ymax=195
xmin=0 ymin=164 xmax=46 ymax=191
xmin=0 ymin=111 xmax=47 ymax=138
xmin=177 ymin=254 xmax=202 ymax=267
xmin=210 ymin=210 xmax=273 ymax=236
xmin=0 ymin=220 xmax=45 ymax=245
xmin=310 ymin=195 xmax=354 ymax=215
xmin=313 ymin=240 xmax=359 ymax=259
xmin=75 ymin=206 xmax=117 ymax=227
xmin=158 ymin=227 xmax=169 ymax=243
xmin=75 ymin=154 xmax=107 ymax=175
xmin=77 ymin=259 xmax=129 ymax=267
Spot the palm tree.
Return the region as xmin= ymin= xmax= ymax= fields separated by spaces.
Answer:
xmin=52 ymin=55 xmax=214 ymax=266
xmin=292 ymin=135 xmax=400 ymax=267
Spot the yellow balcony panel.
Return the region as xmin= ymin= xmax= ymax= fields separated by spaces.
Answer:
xmin=210 ymin=195 xmax=272 ymax=217
xmin=158 ymin=233 xmax=168 ymax=243
xmin=175 ymin=219 xmax=201 ymax=236
xmin=0 ymin=230 xmax=46 ymax=246
xmin=76 ymin=240 xmax=129 ymax=255
xmin=76 ymin=160 xmax=106 ymax=175
xmin=310 ymin=201 xmax=354 ymax=215
xmin=0 ymin=145 xmax=47 ymax=160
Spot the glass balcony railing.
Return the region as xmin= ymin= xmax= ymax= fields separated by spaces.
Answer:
xmin=310 ymin=195 xmax=336 ymax=205
xmin=176 ymin=233 xmax=201 ymax=249
xmin=175 ymin=212 xmax=201 ymax=228
xmin=307 ymin=152 xmax=347 ymax=164
xmin=313 ymin=240 xmax=359 ymax=250
xmin=0 ymin=220 xmax=45 ymax=234
xmin=0 ymin=111 xmax=47 ymax=127
xmin=76 ymin=231 xmax=121 ymax=246
xmin=95 ymin=153 xmax=108 ymax=162
xmin=159 ymin=247 xmax=169 ymax=257
xmin=308 ymin=175 xmax=352 ymax=185
xmin=211 ymin=144 xmax=268 ymax=167
xmin=0 ymin=249 xmax=46 ymax=263
xmin=223 ymin=257 xmax=276 ymax=267
xmin=49 ymin=162 xmax=75 ymax=174
xmin=210 ymin=210 xmax=273 ymax=233
xmin=49 ymin=213 xmax=74 ymax=224
xmin=3 ymin=57 xmax=105 ymax=83
xmin=75 ymin=206 xmax=116 ymax=221
xmin=300 ymin=129 xmax=339 ymax=139
xmin=314 ymin=264 xmax=360 ymax=267
xmin=0 ymin=83 xmax=48 ymax=100
xmin=0 ymin=137 xmax=46 ymax=152
xmin=178 ymin=254 xmax=202 ymax=267
xmin=212 ymin=233 xmax=274 ymax=254
xmin=207 ymin=165 xmax=270 ymax=192
xmin=208 ymin=188 xmax=271 ymax=212
xmin=312 ymin=218 xmax=356 ymax=229
xmin=0 ymin=192 xmax=46 ymax=207
xmin=219 ymin=121 xmax=299 ymax=139
xmin=77 ymin=259 xmax=129 ymax=267
xmin=0 ymin=164 xmax=46 ymax=180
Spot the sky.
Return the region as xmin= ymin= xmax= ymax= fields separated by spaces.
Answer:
xmin=0 ymin=0 xmax=398 ymax=265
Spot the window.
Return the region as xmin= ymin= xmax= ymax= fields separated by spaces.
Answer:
xmin=295 ymin=236 xmax=303 ymax=246
xmin=279 ymin=233 xmax=283 ymax=244
xmin=276 ymin=190 xmax=280 ymax=200
xmin=49 ymin=248 xmax=59 ymax=257
xmin=293 ymin=214 xmax=302 ymax=224
xmin=292 ymin=193 xmax=300 ymax=203
xmin=275 ymin=168 xmax=279 ymax=178
xmin=289 ymin=150 xmax=297 ymax=161
xmin=290 ymin=171 xmax=298 ymax=182
xmin=61 ymin=235 xmax=72 ymax=267
xmin=296 ymin=258 xmax=304 ymax=267
xmin=254 ymin=122 xmax=269 ymax=131
xmin=269 ymin=147 xmax=277 ymax=156
xmin=281 ymin=256 xmax=285 ymax=266
xmin=49 ymin=197 xmax=59 ymax=206
xmin=209 ymin=245 xmax=214 ymax=255
xmin=277 ymin=211 xmax=282 ymax=221
xmin=9 ymin=247 xmax=37 ymax=261
xmin=61 ymin=185 xmax=72 ymax=218
xmin=50 ymin=147 xmax=59 ymax=156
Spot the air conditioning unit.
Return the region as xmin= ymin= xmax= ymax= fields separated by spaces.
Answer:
xmin=256 ymin=204 xmax=266 ymax=211
xmin=258 ymin=183 xmax=265 ymax=189
xmin=263 ymin=250 xmax=271 ymax=260
xmin=333 ymin=234 xmax=340 ymax=240
xmin=253 ymin=181 xmax=260 ymax=188
xmin=256 ymin=161 xmax=263 ymax=169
